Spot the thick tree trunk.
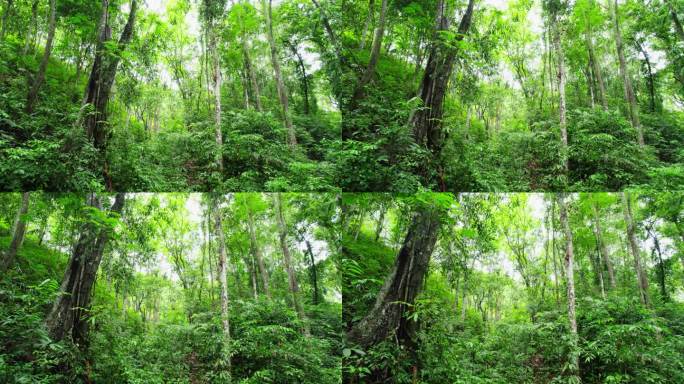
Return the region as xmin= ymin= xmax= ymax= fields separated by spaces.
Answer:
xmin=214 ymin=199 xmax=232 ymax=377
xmin=612 ymin=0 xmax=644 ymax=146
xmin=45 ymin=193 xmax=125 ymax=346
xmin=593 ymin=203 xmax=616 ymax=289
xmin=622 ymin=192 xmax=650 ymax=306
xmin=263 ymin=0 xmax=297 ymax=148
xmin=82 ymin=0 xmax=137 ymax=151
xmin=347 ymin=206 xmax=441 ymax=348
xmin=26 ymin=0 xmax=57 ymax=113
xmin=2 ymin=192 xmax=30 ymax=272
xmin=274 ymin=194 xmax=310 ymax=336
xmin=245 ymin=204 xmax=271 ymax=298
xmin=410 ymin=0 xmax=475 ymax=175
xmin=558 ymin=194 xmax=579 ymax=376
xmin=552 ymin=13 xmax=569 ymax=173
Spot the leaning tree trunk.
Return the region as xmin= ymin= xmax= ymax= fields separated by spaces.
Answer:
xmin=45 ymin=193 xmax=125 ymax=347
xmin=410 ymin=0 xmax=475 ymax=185
xmin=350 ymin=0 xmax=388 ymax=104
xmin=213 ymin=198 xmax=232 ymax=378
xmin=26 ymin=0 xmax=56 ymax=113
xmin=347 ymin=206 xmax=441 ymax=348
xmin=593 ymin=203 xmax=616 ymax=289
xmin=245 ymin=203 xmax=271 ymax=298
xmin=666 ymin=0 xmax=684 ymax=42
xmin=558 ymin=194 xmax=579 ymax=377
xmin=274 ymin=194 xmax=310 ymax=336
xmin=612 ymin=0 xmax=644 ymax=146
xmin=1 ymin=192 xmax=30 ymax=272
xmin=622 ymin=192 xmax=650 ymax=306
xmin=262 ymin=0 xmax=297 ymax=148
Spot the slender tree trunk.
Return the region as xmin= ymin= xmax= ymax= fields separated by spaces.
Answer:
xmin=635 ymin=39 xmax=656 ymax=112
xmin=23 ymin=0 xmax=39 ymax=55
xmin=585 ymin=20 xmax=608 ymax=110
xmin=2 ymin=192 xmax=30 ymax=272
xmin=593 ymin=203 xmax=616 ymax=289
xmin=612 ymin=0 xmax=644 ymax=146
xmin=374 ymin=205 xmax=386 ymax=241
xmin=245 ymin=204 xmax=271 ymax=298
xmin=0 ymin=0 xmax=13 ymax=41
xmin=214 ymin=198 xmax=232 ymax=379
xmin=286 ymin=40 xmax=312 ymax=115
xmin=304 ymin=239 xmax=320 ymax=304
xmin=622 ymin=192 xmax=650 ymax=306
xmin=206 ymin=9 xmax=224 ymax=173
xmin=274 ymin=194 xmax=310 ymax=336
xmin=262 ymin=0 xmax=297 ymax=148
xmin=552 ymin=13 xmax=569 ymax=173
xmin=242 ymin=37 xmax=262 ymax=112
xmin=26 ymin=0 xmax=57 ymax=114
xmin=558 ymin=194 xmax=579 ymax=377
xmin=45 ymin=193 xmax=125 ymax=347
xmin=666 ymin=0 xmax=684 ymax=42
xmin=351 ymin=0 xmax=388 ymax=103
xmin=347 ymin=206 xmax=441 ymax=348
xmin=647 ymin=226 xmax=667 ymax=300
xmin=359 ymin=0 xmax=375 ymax=50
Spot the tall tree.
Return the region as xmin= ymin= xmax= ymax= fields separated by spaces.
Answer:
xmin=612 ymin=0 xmax=644 ymax=146
xmin=558 ymin=194 xmax=579 ymax=377
xmin=213 ymin=195 xmax=232 ymax=379
xmin=549 ymin=0 xmax=569 ymax=173
xmin=26 ymin=0 xmax=57 ymax=113
xmin=244 ymin=201 xmax=271 ymax=298
xmin=622 ymin=192 xmax=650 ymax=306
xmin=274 ymin=194 xmax=310 ymax=335
xmin=262 ymin=0 xmax=297 ymax=148
xmin=45 ymin=193 xmax=125 ymax=346
xmin=350 ymin=0 xmax=388 ymax=104
xmin=593 ymin=202 xmax=616 ymax=289
xmin=1 ymin=192 xmax=30 ymax=272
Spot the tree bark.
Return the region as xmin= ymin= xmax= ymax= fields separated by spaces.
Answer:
xmin=23 ymin=0 xmax=39 ymax=55
xmin=622 ymin=192 xmax=650 ymax=306
xmin=585 ymin=17 xmax=608 ymax=110
xmin=551 ymin=12 xmax=569 ymax=173
xmin=612 ymin=0 xmax=644 ymax=146
xmin=242 ymin=37 xmax=262 ymax=112
xmin=2 ymin=192 xmax=30 ymax=272
xmin=0 ymin=0 xmax=13 ymax=41
xmin=350 ymin=0 xmax=388 ymax=104
xmin=359 ymin=0 xmax=375 ymax=50
xmin=635 ymin=38 xmax=656 ymax=112
xmin=593 ymin=203 xmax=616 ymax=289
xmin=82 ymin=0 xmax=137 ymax=151
xmin=263 ymin=0 xmax=297 ymax=148
xmin=45 ymin=193 xmax=125 ymax=346
xmin=213 ymin=197 xmax=232 ymax=378
xmin=274 ymin=194 xmax=310 ymax=336
xmin=347 ymin=206 xmax=441 ymax=348
xmin=245 ymin=203 xmax=271 ymax=298
xmin=26 ymin=0 xmax=57 ymax=114
xmin=558 ymin=194 xmax=579 ymax=377
xmin=410 ymin=0 xmax=475 ymax=181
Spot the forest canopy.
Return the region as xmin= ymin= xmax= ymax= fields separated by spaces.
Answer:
xmin=338 ymin=0 xmax=684 ymax=191
xmin=0 ymin=0 xmax=341 ymax=191
xmin=342 ymin=192 xmax=684 ymax=383
xmin=0 ymin=192 xmax=341 ymax=383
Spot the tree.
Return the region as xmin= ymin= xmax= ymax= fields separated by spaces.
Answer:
xmin=25 ymin=0 xmax=57 ymax=113
xmin=558 ymin=193 xmax=579 ymax=378
xmin=45 ymin=193 xmax=125 ymax=346
xmin=213 ymin=194 xmax=232 ymax=379
xmin=622 ymin=191 xmax=650 ymax=306
xmin=1 ymin=192 xmax=30 ymax=272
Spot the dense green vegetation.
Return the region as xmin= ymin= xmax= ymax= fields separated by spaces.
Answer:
xmin=343 ymin=192 xmax=684 ymax=383
xmin=0 ymin=192 xmax=341 ymax=383
xmin=338 ymin=0 xmax=684 ymax=191
xmin=0 ymin=0 xmax=341 ymax=191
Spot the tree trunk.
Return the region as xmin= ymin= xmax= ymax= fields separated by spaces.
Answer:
xmin=213 ymin=198 xmax=232 ymax=378
xmin=646 ymin=225 xmax=667 ymax=300
xmin=374 ymin=205 xmax=386 ymax=241
xmin=612 ymin=0 xmax=644 ymax=146
xmin=635 ymin=38 xmax=656 ymax=112
xmin=622 ymin=192 xmax=650 ymax=306
xmin=2 ymin=192 xmax=30 ymax=272
xmin=558 ymin=194 xmax=579 ymax=377
xmin=552 ymin=12 xmax=569 ymax=173
xmin=0 ymin=0 xmax=13 ymax=41
xmin=585 ymin=18 xmax=608 ymax=110
xmin=262 ymin=0 xmax=297 ymax=148
xmin=347 ymin=206 xmax=441 ymax=348
xmin=410 ymin=0 xmax=475 ymax=177
xmin=45 ymin=193 xmax=125 ymax=347
xmin=242 ymin=37 xmax=262 ymax=112
xmin=593 ymin=203 xmax=616 ymax=289
xmin=350 ymin=0 xmax=388 ymax=104
xmin=245 ymin=203 xmax=271 ymax=298
xmin=304 ymin=238 xmax=320 ymax=305
xmin=26 ymin=0 xmax=57 ymax=114
xmin=359 ymin=0 xmax=375 ymax=50
xmin=23 ymin=0 xmax=39 ymax=55
xmin=206 ymin=7 xmax=225 ymax=174
xmin=286 ymin=40 xmax=312 ymax=115
xmin=666 ymin=0 xmax=684 ymax=42
xmin=274 ymin=194 xmax=310 ymax=336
